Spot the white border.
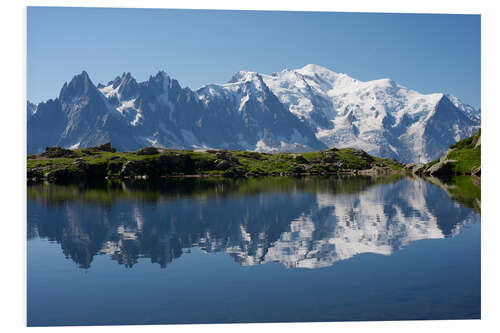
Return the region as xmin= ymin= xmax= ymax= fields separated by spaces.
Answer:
xmin=1 ymin=1 xmax=499 ymax=332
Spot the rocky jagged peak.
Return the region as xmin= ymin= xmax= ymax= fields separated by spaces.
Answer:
xmin=117 ymin=72 xmax=138 ymax=100
xmin=59 ymin=70 xmax=97 ymax=101
xmin=27 ymin=100 xmax=37 ymax=116
xmin=143 ymin=70 xmax=171 ymax=91
xmin=150 ymin=70 xmax=170 ymax=82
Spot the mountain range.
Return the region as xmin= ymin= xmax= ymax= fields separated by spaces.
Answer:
xmin=27 ymin=64 xmax=480 ymax=162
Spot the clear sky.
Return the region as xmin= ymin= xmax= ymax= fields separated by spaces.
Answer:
xmin=27 ymin=7 xmax=481 ymax=108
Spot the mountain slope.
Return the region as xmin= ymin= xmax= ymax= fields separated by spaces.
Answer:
xmin=197 ymin=71 xmax=326 ymax=152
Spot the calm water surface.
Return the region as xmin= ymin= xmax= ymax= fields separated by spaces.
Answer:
xmin=27 ymin=175 xmax=481 ymax=326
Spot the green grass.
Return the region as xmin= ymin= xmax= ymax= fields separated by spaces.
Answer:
xmin=301 ymin=151 xmax=324 ymax=162
xmin=447 ymin=147 xmax=481 ymax=174
xmin=27 ymin=157 xmax=74 ymax=168
xmin=235 ymin=157 xmax=294 ymax=174
xmin=422 ymin=128 xmax=481 ymax=175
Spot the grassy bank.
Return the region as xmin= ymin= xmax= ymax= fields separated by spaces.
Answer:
xmin=27 ymin=144 xmax=404 ymax=182
xmin=420 ymin=129 xmax=481 ymax=176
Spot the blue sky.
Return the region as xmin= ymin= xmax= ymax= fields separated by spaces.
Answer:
xmin=27 ymin=7 xmax=481 ymax=108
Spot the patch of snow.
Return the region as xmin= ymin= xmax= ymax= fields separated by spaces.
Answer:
xmin=130 ymin=112 xmax=142 ymax=126
xmin=117 ymin=98 xmax=137 ymax=114
xmin=69 ymin=142 xmax=80 ymax=150
xmin=239 ymin=94 xmax=249 ymax=112
xmin=99 ymin=84 xmax=119 ymax=99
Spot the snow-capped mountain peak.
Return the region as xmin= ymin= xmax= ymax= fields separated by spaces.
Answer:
xmin=259 ymin=64 xmax=479 ymax=162
xmin=228 ymin=70 xmax=263 ymax=83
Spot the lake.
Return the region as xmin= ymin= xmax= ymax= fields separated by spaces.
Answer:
xmin=27 ymin=175 xmax=481 ymax=326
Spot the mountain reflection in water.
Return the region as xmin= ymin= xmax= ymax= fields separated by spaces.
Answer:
xmin=27 ymin=175 xmax=480 ymax=270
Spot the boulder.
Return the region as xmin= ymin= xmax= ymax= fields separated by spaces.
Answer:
xmin=95 ymin=142 xmax=116 ymax=152
xmin=136 ymin=147 xmax=159 ymax=155
xmin=425 ymin=159 xmax=454 ymax=176
xmin=291 ymin=154 xmax=308 ymax=164
xmin=41 ymin=146 xmax=74 ymax=158
xmin=215 ymin=151 xmax=238 ymax=162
